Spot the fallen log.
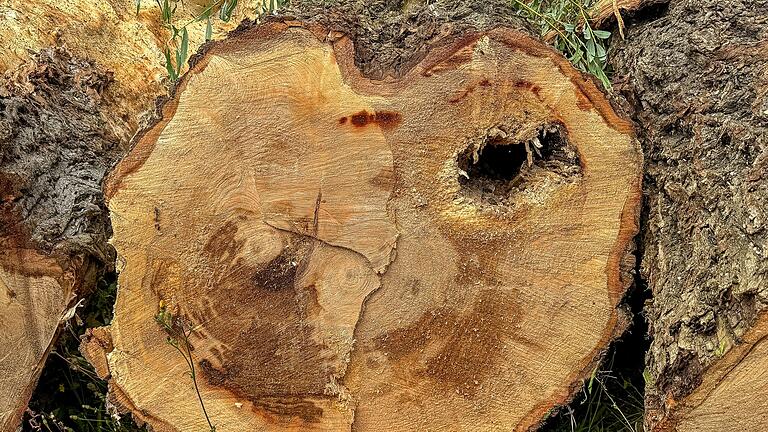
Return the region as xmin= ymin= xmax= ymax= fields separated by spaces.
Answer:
xmin=0 ymin=48 xmax=118 ymax=432
xmin=88 ymin=19 xmax=642 ymax=431
xmin=610 ymin=0 xmax=768 ymax=430
xmin=0 ymin=1 xmax=268 ymax=430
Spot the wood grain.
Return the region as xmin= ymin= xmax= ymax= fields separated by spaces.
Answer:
xmin=92 ymin=22 xmax=642 ymax=431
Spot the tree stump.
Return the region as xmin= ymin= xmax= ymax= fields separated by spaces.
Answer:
xmin=87 ymin=20 xmax=642 ymax=431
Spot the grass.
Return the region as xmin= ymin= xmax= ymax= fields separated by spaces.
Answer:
xmin=22 ymin=275 xmax=146 ymax=432
xmin=148 ymin=0 xmax=617 ymax=87
xmin=510 ymin=0 xmax=618 ymax=89
xmin=139 ymin=0 xmax=287 ymax=81
xmin=155 ymin=303 xmax=215 ymax=432
xmin=547 ymin=353 xmax=645 ymax=432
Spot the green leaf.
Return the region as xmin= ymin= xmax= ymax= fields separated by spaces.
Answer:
xmin=563 ymin=23 xmax=575 ymax=33
xmin=220 ymin=0 xmax=238 ymax=22
xmin=585 ymin=38 xmax=596 ymax=62
xmin=161 ymin=0 xmax=172 ymax=24
xmin=570 ymin=49 xmax=583 ymax=65
xmin=593 ymin=29 xmax=611 ymax=39
xmin=205 ymin=17 xmax=213 ymax=42
xmin=595 ymin=42 xmax=607 ymax=61
xmin=135 ymin=0 xmax=141 ymax=16
xmin=198 ymin=0 xmax=215 ymax=20
xmin=164 ymin=48 xmax=177 ymax=81
xmin=587 ymin=366 xmax=597 ymax=395
xmin=178 ymin=27 xmax=189 ymax=73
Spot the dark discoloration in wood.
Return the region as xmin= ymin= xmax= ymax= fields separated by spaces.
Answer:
xmin=374 ymin=289 xmax=523 ymax=398
xmin=514 ymin=80 xmax=542 ymax=98
xmin=448 ymin=78 xmax=491 ymax=103
xmin=251 ymin=250 xmax=300 ymax=292
xmin=199 ymin=360 xmax=324 ymax=424
xmin=340 ymin=110 xmax=402 ymax=129
xmin=199 ymin=224 xmax=333 ymax=410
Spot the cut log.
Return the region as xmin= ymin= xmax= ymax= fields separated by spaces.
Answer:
xmin=610 ymin=0 xmax=768 ymax=430
xmin=0 ymin=0 xmax=267 ymax=138
xmin=653 ymin=312 xmax=768 ymax=432
xmin=0 ymin=49 xmax=118 ymax=432
xmin=90 ymin=20 xmax=642 ymax=431
xmin=0 ymin=3 xmax=272 ymax=430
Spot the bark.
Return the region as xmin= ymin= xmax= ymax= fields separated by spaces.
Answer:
xmin=0 ymin=2 xmax=275 ymax=430
xmin=0 ymin=48 xmax=119 ymax=432
xmin=84 ymin=7 xmax=642 ymax=431
xmin=610 ymin=0 xmax=768 ymax=430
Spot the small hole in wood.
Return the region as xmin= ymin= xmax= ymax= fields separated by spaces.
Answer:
xmin=457 ymin=124 xmax=580 ymax=206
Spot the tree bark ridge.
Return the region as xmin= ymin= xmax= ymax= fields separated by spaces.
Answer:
xmin=610 ymin=0 xmax=768 ymax=429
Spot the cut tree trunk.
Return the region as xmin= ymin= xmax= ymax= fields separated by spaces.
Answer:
xmin=0 ymin=49 xmax=119 ymax=432
xmin=85 ymin=18 xmax=642 ymax=432
xmin=610 ymin=0 xmax=768 ymax=430
xmin=0 ymin=0 xmax=271 ymax=137
xmin=0 ymin=2 xmax=264 ymax=430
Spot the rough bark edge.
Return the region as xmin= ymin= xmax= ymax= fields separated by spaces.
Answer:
xmin=608 ymin=1 xmax=768 ymax=428
xmin=649 ymin=311 xmax=768 ymax=431
xmin=104 ymin=17 xmax=635 ymax=199
xmin=1 ymin=48 xmax=119 ymax=431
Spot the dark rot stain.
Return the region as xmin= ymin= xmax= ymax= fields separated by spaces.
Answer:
xmin=196 ymin=233 xmax=336 ymax=420
xmin=373 ymin=111 xmax=401 ymax=127
xmin=350 ymin=111 xmax=369 ymax=127
xmin=368 ymin=166 xmax=395 ymax=191
xmin=339 ymin=110 xmax=402 ymax=130
xmin=251 ymin=249 xmax=298 ymax=292
xmin=449 ymin=78 xmax=492 ymax=104
xmin=374 ymin=289 xmax=533 ymax=399
xmin=199 ymin=360 xmax=324 ymax=424
xmin=515 ymin=80 xmax=543 ymax=98
xmin=203 ymin=221 xmax=244 ymax=268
